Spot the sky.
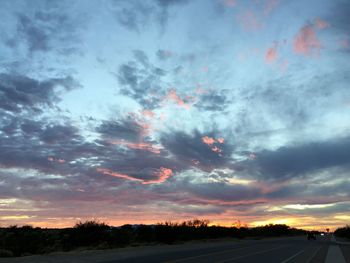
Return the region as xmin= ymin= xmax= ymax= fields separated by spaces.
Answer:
xmin=0 ymin=0 xmax=350 ymax=230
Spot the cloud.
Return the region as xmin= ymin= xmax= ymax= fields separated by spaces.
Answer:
xmin=110 ymin=0 xmax=189 ymax=33
xmin=327 ymin=1 xmax=350 ymax=35
xmin=39 ymin=124 xmax=80 ymax=144
xmin=116 ymin=52 xmax=167 ymax=109
xmin=160 ymin=130 xmax=234 ymax=172
xmin=156 ymin=49 xmax=175 ymax=60
xmin=97 ymin=119 xmax=144 ymax=142
xmin=265 ymin=42 xmax=278 ymax=64
xmin=255 ymin=137 xmax=350 ymax=179
xmin=293 ymin=24 xmax=321 ymax=56
xmin=102 ymin=166 xmax=174 ymax=185
xmin=314 ymin=17 xmax=329 ymax=30
xmin=164 ymin=89 xmax=192 ymax=109
xmin=0 ymin=73 xmax=79 ymax=113
xmin=237 ymin=10 xmax=262 ymax=31
xmin=194 ymin=90 xmax=229 ymax=112
xmin=5 ymin=8 xmax=81 ymax=56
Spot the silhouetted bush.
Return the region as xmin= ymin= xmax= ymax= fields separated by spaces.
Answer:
xmin=334 ymin=225 xmax=350 ymax=239
xmin=0 ymin=220 xmax=308 ymax=257
xmin=0 ymin=225 xmax=57 ymax=256
xmin=63 ymin=220 xmax=110 ymax=249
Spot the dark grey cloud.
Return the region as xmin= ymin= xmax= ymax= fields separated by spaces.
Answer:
xmin=194 ymin=90 xmax=230 ymax=112
xmin=97 ymin=118 xmax=143 ymax=141
xmin=39 ymin=124 xmax=80 ymax=144
xmin=116 ymin=52 xmax=167 ymax=109
xmin=161 ymin=130 xmax=234 ymax=172
xmin=157 ymin=49 xmax=174 ymax=60
xmin=186 ymin=181 xmax=262 ymax=202
xmin=0 ymin=73 xmax=79 ymax=113
xmin=255 ymin=137 xmax=350 ymax=179
xmin=328 ymin=1 xmax=350 ymax=35
xmin=7 ymin=8 xmax=81 ymax=55
xmin=110 ymin=0 xmax=189 ymax=32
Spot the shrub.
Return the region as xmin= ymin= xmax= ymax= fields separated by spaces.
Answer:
xmin=334 ymin=225 xmax=350 ymax=239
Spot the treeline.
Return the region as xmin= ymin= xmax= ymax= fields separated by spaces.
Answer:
xmin=334 ymin=225 xmax=350 ymax=239
xmin=0 ymin=219 xmax=307 ymax=257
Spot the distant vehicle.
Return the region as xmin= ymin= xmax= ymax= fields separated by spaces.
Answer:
xmin=307 ymin=232 xmax=316 ymax=240
xmin=320 ymin=232 xmax=325 ymax=236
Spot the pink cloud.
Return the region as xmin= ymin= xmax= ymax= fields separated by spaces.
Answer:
xmin=128 ymin=112 xmax=154 ymax=138
xmin=293 ymin=24 xmax=321 ymax=56
xmin=265 ymin=43 xmax=278 ymax=63
xmin=314 ymin=17 xmax=329 ymax=30
xmin=142 ymin=167 xmax=173 ymax=184
xmin=202 ymin=136 xmax=225 ymax=154
xmin=217 ymin=137 xmax=225 ymax=144
xmin=97 ymin=167 xmax=173 ymax=185
xmin=141 ymin=110 xmax=155 ymax=118
xmin=165 ymin=89 xmax=191 ymax=109
xmin=211 ymin=146 xmax=222 ymax=153
xmin=109 ymin=140 xmax=162 ymax=154
xmin=237 ymin=10 xmax=262 ymax=31
xmin=202 ymin=136 xmax=216 ymax=145
xmin=97 ymin=168 xmax=143 ymax=183
xmin=48 ymin=157 xmax=66 ymax=164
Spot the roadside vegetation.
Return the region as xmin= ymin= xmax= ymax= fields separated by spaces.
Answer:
xmin=0 ymin=219 xmax=307 ymax=257
xmin=334 ymin=225 xmax=350 ymax=239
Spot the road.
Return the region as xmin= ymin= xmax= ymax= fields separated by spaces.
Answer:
xmin=1 ymin=235 xmax=349 ymax=263
xmin=103 ymin=235 xmax=341 ymax=263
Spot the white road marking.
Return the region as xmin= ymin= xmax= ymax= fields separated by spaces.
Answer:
xmin=281 ymin=249 xmax=304 ymax=263
xmin=326 ymin=246 xmax=346 ymax=263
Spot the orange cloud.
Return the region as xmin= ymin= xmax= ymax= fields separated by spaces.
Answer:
xmin=314 ymin=17 xmax=329 ymax=30
xmin=293 ymin=25 xmax=321 ymax=56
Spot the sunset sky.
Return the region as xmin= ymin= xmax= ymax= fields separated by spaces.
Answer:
xmin=0 ymin=0 xmax=350 ymax=230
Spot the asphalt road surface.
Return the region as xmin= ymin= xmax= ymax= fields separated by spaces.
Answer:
xmin=1 ymin=235 xmax=349 ymax=263
xmin=103 ymin=235 xmax=341 ymax=263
